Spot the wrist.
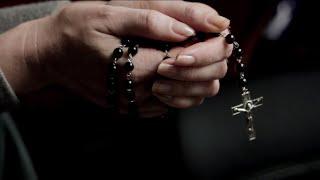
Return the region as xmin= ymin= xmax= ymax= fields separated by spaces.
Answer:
xmin=0 ymin=15 xmax=57 ymax=95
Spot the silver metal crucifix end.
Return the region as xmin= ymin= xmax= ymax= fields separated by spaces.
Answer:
xmin=231 ymin=88 xmax=263 ymax=141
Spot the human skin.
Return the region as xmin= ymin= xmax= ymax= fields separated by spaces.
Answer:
xmin=0 ymin=1 xmax=232 ymax=117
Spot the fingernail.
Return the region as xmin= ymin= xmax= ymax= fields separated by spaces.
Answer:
xmin=163 ymin=58 xmax=175 ymax=65
xmin=206 ymin=14 xmax=230 ymax=29
xmin=176 ymin=55 xmax=195 ymax=65
xmin=172 ymin=22 xmax=195 ymax=37
xmin=155 ymin=94 xmax=173 ymax=102
xmin=158 ymin=63 xmax=173 ymax=74
xmin=153 ymin=81 xmax=172 ymax=93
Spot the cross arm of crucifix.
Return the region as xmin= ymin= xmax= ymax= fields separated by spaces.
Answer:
xmin=232 ymin=96 xmax=263 ymax=116
xmin=231 ymin=95 xmax=263 ymax=141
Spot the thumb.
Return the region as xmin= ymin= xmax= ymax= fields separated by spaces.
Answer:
xmin=98 ymin=5 xmax=195 ymax=42
xmin=148 ymin=1 xmax=230 ymax=33
xmin=106 ymin=1 xmax=230 ymax=33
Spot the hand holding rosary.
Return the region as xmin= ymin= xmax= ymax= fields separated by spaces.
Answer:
xmin=108 ymin=29 xmax=263 ymax=141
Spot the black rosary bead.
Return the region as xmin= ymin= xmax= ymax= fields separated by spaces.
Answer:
xmin=225 ymin=34 xmax=235 ymax=44
xmin=234 ymin=48 xmax=243 ymax=59
xmin=124 ymin=61 xmax=134 ymax=72
xmin=128 ymin=99 xmax=137 ymax=109
xmin=128 ymin=45 xmax=139 ymax=56
xmin=237 ymin=63 xmax=245 ymax=73
xmin=128 ymin=100 xmax=138 ymax=117
xmin=108 ymin=44 xmax=123 ymax=109
xmin=126 ymin=80 xmax=134 ymax=89
xmin=108 ymin=75 xmax=117 ymax=82
xmin=112 ymin=39 xmax=140 ymax=118
xmin=128 ymin=99 xmax=136 ymax=105
xmin=108 ymin=64 xmax=117 ymax=73
xmin=107 ymin=78 xmax=116 ymax=88
xmin=108 ymin=89 xmax=116 ymax=96
xmin=239 ymin=77 xmax=247 ymax=88
xmin=107 ymin=76 xmax=117 ymax=94
xmin=126 ymin=88 xmax=136 ymax=99
xmin=196 ymin=32 xmax=207 ymax=41
xmin=112 ymin=47 xmax=124 ymax=59
xmin=159 ymin=43 xmax=171 ymax=52
xmin=121 ymin=39 xmax=131 ymax=47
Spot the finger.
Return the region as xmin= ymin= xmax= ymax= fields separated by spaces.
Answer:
xmin=152 ymin=79 xmax=220 ymax=97
xmin=97 ymin=5 xmax=195 ymax=42
xmin=173 ymin=35 xmax=233 ymax=66
xmin=157 ymin=59 xmax=228 ymax=81
xmin=153 ymin=94 xmax=204 ymax=109
xmin=147 ymin=1 xmax=230 ymax=33
xmin=131 ymin=47 xmax=167 ymax=82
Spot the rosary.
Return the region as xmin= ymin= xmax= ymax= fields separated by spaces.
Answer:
xmin=108 ymin=30 xmax=263 ymax=141
xmin=223 ymin=33 xmax=264 ymax=141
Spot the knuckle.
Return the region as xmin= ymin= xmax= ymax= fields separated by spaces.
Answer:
xmin=56 ymin=3 xmax=75 ymax=18
xmin=184 ymin=4 xmax=198 ymax=20
xmin=160 ymin=64 xmax=177 ymax=78
xmin=185 ymin=3 xmax=217 ymax=20
xmin=141 ymin=10 xmax=159 ymax=33
xmin=97 ymin=6 xmax=114 ymax=20
xmin=217 ymin=61 xmax=228 ymax=78
xmin=173 ymin=98 xmax=191 ymax=109
xmin=56 ymin=6 xmax=69 ymax=19
xmin=173 ymin=97 xmax=204 ymax=109
xmin=185 ymin=68 xmax=199 ymax=81
xmin=225 ymin=44 xmax=234 ymax=59
xmin=207 ymin=80 xmax=220 ymax=97
xmin=195 ymin=2 xmax=218 ymax=14
xmin=137 ymin=1 xmax=151 ymax=9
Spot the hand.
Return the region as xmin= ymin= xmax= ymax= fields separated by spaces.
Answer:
xmin=152 ymin=30 xmax=233 ymax=109
xmin=105 ymin=1 xmax=233 ymax=109
xmin=35 ymin=1 xmax=203 ymax=117
xmin=42 ymin=1 xmax=231 ymax=115
xmin=0 ymin=1 xmax=230 ymax=117
xmin=107 ymin=0 xmax=230 ymax=33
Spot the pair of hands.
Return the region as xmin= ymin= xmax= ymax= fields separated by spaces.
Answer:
xmin=5 ymin=1 xmax=233 ymax=117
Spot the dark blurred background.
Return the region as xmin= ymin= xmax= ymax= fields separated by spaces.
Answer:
xmin=1 ymin=0 xmax=320 ymax=179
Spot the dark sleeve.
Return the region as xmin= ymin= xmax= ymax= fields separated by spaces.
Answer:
xmin=0 ymin=112 xmax=38 ymax=180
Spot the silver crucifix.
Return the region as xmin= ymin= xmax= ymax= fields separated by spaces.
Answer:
xmin=231 ymin=88 xmax=263 ymax=141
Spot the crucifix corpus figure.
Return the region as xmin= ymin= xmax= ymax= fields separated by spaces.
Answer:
xmin=231 ymin=88 xmax=263 ymax=141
